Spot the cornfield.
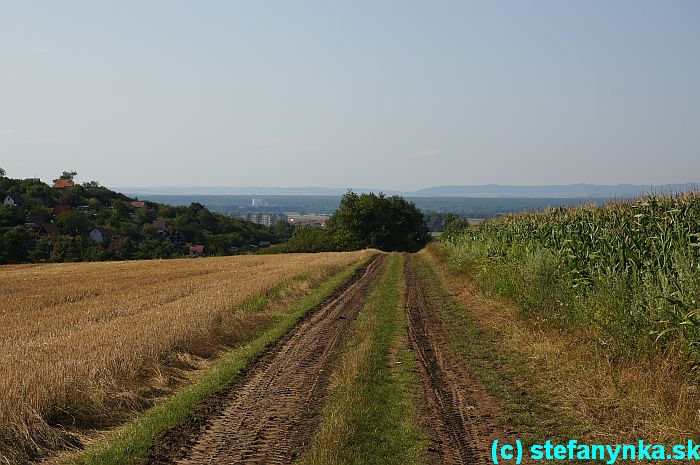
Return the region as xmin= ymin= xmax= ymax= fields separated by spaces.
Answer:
xmin=447 ymin=192 xmax=700 ymax=358
xmin=0 ymin=251 xmax=372 ymax=463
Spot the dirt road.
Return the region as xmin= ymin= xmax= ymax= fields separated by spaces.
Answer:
xmin=148 ymin=255 xmax=385 ymax=465
xmin=147 ymin=253 xmax=510 ymax=464
xmin=404 ymin=256 xmax=507 ymax=465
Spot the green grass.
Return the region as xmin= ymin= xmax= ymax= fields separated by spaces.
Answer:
xmin=302 ymin=253 xmax=428 ymax=465
xmin=411 ymin=253 xmax=588 ymax=444
xmin=61 ymin=255 xmax=374 ymax=465
xmin=339 ymin=254 xmax=426 ymax=464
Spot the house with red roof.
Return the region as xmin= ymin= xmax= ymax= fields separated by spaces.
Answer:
xmin=52 ymin=179 xmax=75 ymax=192
xmin=189 ymin=244 xmax=205 ymax=258
xmin=152 ymin=219 xmax=167 ymax=235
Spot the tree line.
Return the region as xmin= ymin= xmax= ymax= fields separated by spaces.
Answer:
xmin=1 ymin=168 xmax=464 ymax=264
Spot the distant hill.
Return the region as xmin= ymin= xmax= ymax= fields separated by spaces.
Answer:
xmin=116 ymin=183 xmax=699 ymax=198
xmin=411 ymin=183 xmax=700 ymax=198
xmin=115 ymin=186 xmax=403 ymax=196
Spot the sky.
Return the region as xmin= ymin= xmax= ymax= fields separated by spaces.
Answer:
xmin=1 ymin=1 xmax=699 ymax=191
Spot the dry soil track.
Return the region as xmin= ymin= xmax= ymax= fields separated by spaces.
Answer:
xmin=405 ymin=257 xmax=507 ymax=465
xmin=148 ymin=255 xmax=385 ymax=465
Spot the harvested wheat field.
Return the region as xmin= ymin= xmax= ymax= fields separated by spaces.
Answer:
xmin=0 ymin=251 xmax=372 ymax=463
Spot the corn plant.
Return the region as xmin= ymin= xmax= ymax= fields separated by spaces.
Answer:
xmin=448 ymin=191 xmax=700 ymax=359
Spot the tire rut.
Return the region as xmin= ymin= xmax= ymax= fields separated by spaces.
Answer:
xmin=405 ymin=256 xmax=496 ymax=465
xmin=148 ymin=254 xmax=385 ymax=465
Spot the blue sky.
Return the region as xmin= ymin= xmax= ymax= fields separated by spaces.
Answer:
xmin=1 ymin=1 xmax=698 ymax=190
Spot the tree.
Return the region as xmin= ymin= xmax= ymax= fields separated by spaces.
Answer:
xmin=112 ymin=238 xmax=136 ymax=260
xmin=136 ymin=238 xmax=177 ymax=259
xmin=57 ymin=210 xmax=92 ymax=236
xmin=49 ymin=236 xmax=77 ymax=262
xmin=0 ymin=167 xmax=5 ymax=177
xmin=0 ymin=205 xmax=27 ymax=227
xmin=0 ymin=226 xmax=33 ymax=263
xmin=59 ymin=171 xmax=78 ymax=181
xmin=443 ymin=218 xmax=470 ymax=240
xmin=325 ymin=191 xmax=431 ymax=252
xmin=271 ymin=220 xmax=295 ymax=242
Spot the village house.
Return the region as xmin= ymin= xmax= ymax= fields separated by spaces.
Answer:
xmin=38 ymin=224 xmax=61 ymax=238
xmin=52 ymin=179 xmax=75 ymax=193
xmin=24 ymin=216 xmax=61 ymax=237
xmin=152 ymin=219 xmax=167 ymax=235
xmin=130 ymin=200 xmax=145 ymax=209
xmin=89 ymin=228 xmax=111 ymax=244
xmin=189 ymin=244 xmax=205 ymax=258
xmin=3 ymin=193 xmax=24 ymax=207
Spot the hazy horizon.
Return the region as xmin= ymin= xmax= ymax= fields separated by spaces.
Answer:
xmin=2 ymin=1 xmax=699 ymax=190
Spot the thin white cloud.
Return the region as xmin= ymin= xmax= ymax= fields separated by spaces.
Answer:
xmin=30 ymin=47 xmax=52 ymax=53
xmin=406 ymin=147 xmax=440 ymax=159
xmin=1 ymin=129 xmax=14 ymax=136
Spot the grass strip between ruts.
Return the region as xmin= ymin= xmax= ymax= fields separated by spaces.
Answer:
xmin=301 ymin=253 xmax=428 ymax=465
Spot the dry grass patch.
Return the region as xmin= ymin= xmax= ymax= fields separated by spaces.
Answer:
xmin=0 ymin=251 xmax=373 ymax=464
xmin=423 ymin=244 xmax=700 ymax=445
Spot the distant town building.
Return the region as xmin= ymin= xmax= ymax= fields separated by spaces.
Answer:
xmin=251 ymin=198 xmax=267 ymax=207
xmin=242 ymin=213 xmax=288 ymax=227
xmin=286 ymin=213 xmax=329 ymax=227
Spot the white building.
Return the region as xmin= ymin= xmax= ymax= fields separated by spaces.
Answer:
xmin=242 ymin=213 xmax=288 ymax=227
xmin=89 ymin=228 xmax=110 ymax=244
xmin=3 ymin=193 xmax=24 ymax=207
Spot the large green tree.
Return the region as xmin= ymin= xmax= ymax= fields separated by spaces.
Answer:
xmin=0 ymin=226 xmax=33 ymax=263
xmin=326 ymin=191 xmax=430 ymax=252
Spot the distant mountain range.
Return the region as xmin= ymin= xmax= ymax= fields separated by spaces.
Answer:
xmin=114 ymin=183 xmax=699 ymax=199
